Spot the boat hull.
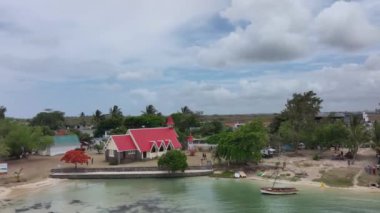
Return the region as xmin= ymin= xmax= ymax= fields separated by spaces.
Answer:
xmin=260 ymin=187 xmax=298 ymax=195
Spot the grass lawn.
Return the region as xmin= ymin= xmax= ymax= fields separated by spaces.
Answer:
xmin=313 ymin=167 xmax=359 ymax=187
xmin=357 ymin=172 xmax=380 ymax=187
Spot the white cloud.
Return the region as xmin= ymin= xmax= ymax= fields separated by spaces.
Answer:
xmin=159 ymin=54 xmax=380 ymax=114
xmin=1 ymin=0 xmax=380 ymax=117
xmin=129 ymin=89 xmax=157 ymax=102
xmin=198 ymin=0 xmax=380 ymax=67
xmin=117 ymin=69 xmax=162 ymax=81
xmin=199 ymin=0 xmax=312 ymax=66
xmin=315 ymin=1 xmax=380 ymax=51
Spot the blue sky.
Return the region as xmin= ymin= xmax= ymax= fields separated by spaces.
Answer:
xmin=0 ymin=0 xmax=380 ymax=118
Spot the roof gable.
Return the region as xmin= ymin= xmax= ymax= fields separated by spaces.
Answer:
xmin=111 ymin=135 xmax=137 ymax=151
xmin=129 ymin=127 xmax=181 ymax=152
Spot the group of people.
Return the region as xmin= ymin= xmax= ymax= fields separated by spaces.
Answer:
xmin=201 ymin=153 xmax=207 ymax=160
xmin=365 ymin=164 xmax=378 ymax=175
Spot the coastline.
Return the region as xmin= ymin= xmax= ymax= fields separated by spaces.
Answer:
xmin=1 ymin=171 xmax=379 ymax=203
xmin=246 ymin=175 xmax=380 ymax=193
xmin=0 ymin=178 xmax=63 ymax=200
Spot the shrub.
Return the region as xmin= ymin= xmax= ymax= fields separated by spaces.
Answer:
xmin=158 ymin=150 xmax=188 ymax=172
xmin=312 ymin=154 xmax=320 ymax=161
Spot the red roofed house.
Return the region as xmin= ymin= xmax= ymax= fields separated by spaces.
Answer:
xmin=104 ymin=117 xmax=182 ymax=164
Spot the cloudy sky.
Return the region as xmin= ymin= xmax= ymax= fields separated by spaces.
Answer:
xmin=1 ymin=0 xmax=380 ymax=118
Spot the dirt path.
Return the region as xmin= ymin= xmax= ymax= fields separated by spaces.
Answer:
xmin=353 ymin=169 xmax=363 ymax=187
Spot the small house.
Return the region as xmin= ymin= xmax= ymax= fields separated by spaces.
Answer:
xmin=41 ymin=135 xmax=80 ymax=156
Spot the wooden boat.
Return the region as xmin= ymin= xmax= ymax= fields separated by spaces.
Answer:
xmin=260 ymin=166 xmax=298 ymax=195
xmin=260 ymin=187 xmax=298 ymax=195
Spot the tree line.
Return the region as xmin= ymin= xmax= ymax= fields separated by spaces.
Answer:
xmin=1 ymin=92 xmax=379 ymax=164
xmin=0 ymin=107 xmax=53 ymax=158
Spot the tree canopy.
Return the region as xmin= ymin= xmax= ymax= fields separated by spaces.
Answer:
xmin=0 ymin=119 xmax=53 ymax=158
xmin=158 ymin=150 xmax=188 ymax=172
xmin=373 ymin=121 xmax=380 ymax=153
xmin=31 ymin=111 xmax=65 ymax=130
xmin=142 ymin=104 xmax=161 ymax=116
xmin=0 ymin=106 xmax=6 ymax=119
xmin=93 ymin=109 xmax=105 ymax=124
xmin=214 ymin=120 xmax=268 ymax=164
xmin=271 ymin=91 xmax=323 ymax=150
xmin=346 ymin=115 xmax=371 ymax=159
xmin=60 ymin=149 xmax=91 ymax=169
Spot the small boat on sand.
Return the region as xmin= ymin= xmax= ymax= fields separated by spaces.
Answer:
xmin=260 ymin=168 xmax=298 ymax=195
xmin=260 ymin=187 xmax=298 ymax=195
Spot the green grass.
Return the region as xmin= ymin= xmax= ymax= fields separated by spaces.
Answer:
xmin=357 ymin=172 xmax=380 ymax=187
xmin=313 ymin=168 xmax=359 ymax=187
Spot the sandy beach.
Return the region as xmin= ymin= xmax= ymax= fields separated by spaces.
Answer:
xmin=1 ymin=147 xmax=379 ymax=202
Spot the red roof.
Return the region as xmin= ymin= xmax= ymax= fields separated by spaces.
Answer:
xmin=129 ymin=127 xmax=181 ymax=152
xmin=156 ymin=140 xmax=164 ymax=148
xmin=111 ymin=135 xmax=137 ymax=151
xmin=187 ymin=135 xmax=193 ymax=142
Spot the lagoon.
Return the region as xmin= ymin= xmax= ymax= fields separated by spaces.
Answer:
xmin=4 ymin=177 xmax=380 ymax=213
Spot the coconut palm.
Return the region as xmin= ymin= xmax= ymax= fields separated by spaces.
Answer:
xmin=142 ymin=105 xmax=159 ymax=115
xmin=0 ymin=106 xmax=6 ymax=119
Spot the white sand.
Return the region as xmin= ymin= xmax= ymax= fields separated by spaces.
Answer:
xmin=0 ymin=178 xmax=63 ymax=200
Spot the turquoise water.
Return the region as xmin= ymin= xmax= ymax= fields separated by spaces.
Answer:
xmin=4 ymin=177 xmax=380 ymax=213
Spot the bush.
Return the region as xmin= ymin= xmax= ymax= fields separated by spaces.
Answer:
xmin=158 ymin=150 xmax=188 ymax=172
xmin=312 ymin=154 xmax=320 ymax=161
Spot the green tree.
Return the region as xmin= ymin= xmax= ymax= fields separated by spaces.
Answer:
xmin=79 ymin=112 xmax=86 ymax=126
xmin=278 ymin=121 xmax=298 ymax=150
xmin=347 ymin=115 xmax=371 ymax=162
xmin=94 ymin=117 xmax=123 ymax=137
xmin=158 ymin=150 xmax=188 ymax=172
xmin=311 ymin=121 xmax=350 ymax=157
xmin=94 ymin=106 xmax=124 ymax=137
xmin=142 ymin=104 xmax=160 ymax=115
xmin=0 ymin=119 xmax=53 ymax=157
xmin=0 ymin=142 xmax=9 ymax=157
xmin=94 ymin=142 xmax=105 ymax=154
xmin=124 ymin=114 xmax=165 ymax=129
xmin=0 ymin=106 xmax=6 ymax=119
xmin=181 ymin=106 xmax=193 ymax=114
xmin=200 ymin=120 xmax=224 ymax=136
xmin=31 ymin=111 xmax=65 ymax=130
xmin=373 ymin=121 xmax=380 ymax=153
xmin=278 ymin=91 xmax=323 ymax=151
xmin=110 ymin=105 xmax=123 ymax=119
xmin=214 ymin=120 xmax=268 ymax=164
xmin=93 ymin=109 xmax=105 ymax=124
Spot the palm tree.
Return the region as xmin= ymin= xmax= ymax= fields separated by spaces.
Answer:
xmin=142 ymin=105 xmax=159 ymax=115
xmin=110 ymin=105 xmax=123 ymax=118
xmin=92 ymin=109 xmax=105 ymax=124
xmin=347 ymin=115 xmax=371 ymax=163
xmin=79 ymin=112 xmax=86 ymax=126
xmin=181 ymin=106 xmax=193 ymax=114
xmin=0 ymin=106 xmax=6 ymax=119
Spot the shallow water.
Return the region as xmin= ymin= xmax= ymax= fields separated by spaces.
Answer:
xmin=3 ymin=177 xmax=380 ymax=213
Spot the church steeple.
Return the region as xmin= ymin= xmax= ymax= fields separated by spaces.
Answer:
xmin=166 ymin=116 xmax=174 ymax=128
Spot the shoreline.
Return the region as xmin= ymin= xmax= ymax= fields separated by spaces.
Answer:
xmin=0 ymin=178 xmax=63 ymax=200
xmin=246 ymin=175 xmax=380 ymax=193
xmin=2 ymin=172 xmax=379 ymax=201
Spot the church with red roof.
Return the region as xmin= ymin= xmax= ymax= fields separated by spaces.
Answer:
xmin=104 ymin=116 xmax=182 ymax=164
